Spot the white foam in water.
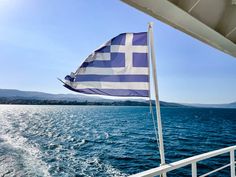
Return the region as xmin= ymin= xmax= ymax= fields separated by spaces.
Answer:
xmin=104 ymin=132 xmax=109 ymax=139
xmin=0 ymin=106 xmax=129 ymax=177
xmin=78 ymin=139 xmax=86 ymax=146
xmin=0 ymin=111 xmax=51 ymax=177
xmin=103 ymin=163 xmax=127 ymax=177
xmin=79 ymin=156 xmax=127 ymax=177
xmin=1 ymin=134 xmax=51 ymax=177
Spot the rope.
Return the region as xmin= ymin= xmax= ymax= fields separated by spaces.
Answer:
xmin=149 ymin=99 xmax=160 ymax=149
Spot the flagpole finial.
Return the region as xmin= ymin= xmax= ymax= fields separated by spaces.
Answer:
xmin=148 ymin=22 xmax=154 ymax=28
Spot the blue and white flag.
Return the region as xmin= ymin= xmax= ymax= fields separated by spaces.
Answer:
xmin=63 ymin=32 xmax=149 ymax=97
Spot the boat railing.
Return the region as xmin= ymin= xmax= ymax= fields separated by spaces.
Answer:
xmin=129 ymin=145 xmax=236 ymax=177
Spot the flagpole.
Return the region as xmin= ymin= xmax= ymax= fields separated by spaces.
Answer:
xmin=148 ymin=22 xmax=166 ymax=170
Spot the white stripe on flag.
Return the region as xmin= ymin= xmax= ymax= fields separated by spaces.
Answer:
xmin=85 ymin=53 xmax=111 ymax=62
xmin=110 ymin=45 xmax=148 ymax=53
xmin=76 ymin=67 xmax=149 ymax=75
xmin=68 ymin=81 xmax=149 ymax=90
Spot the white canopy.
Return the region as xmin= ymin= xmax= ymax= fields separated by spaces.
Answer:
xmin=122 ymin=0 xmax=236 ymax=58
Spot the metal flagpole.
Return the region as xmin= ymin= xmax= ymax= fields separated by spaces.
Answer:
xmin=148 ymin=22 xmax=166 ymax=175
xmin=147 ymin=33 xmax=159 ymax=152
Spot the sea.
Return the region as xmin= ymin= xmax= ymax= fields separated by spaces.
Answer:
xmin=0 ymin=105 xmax=235 ymax=177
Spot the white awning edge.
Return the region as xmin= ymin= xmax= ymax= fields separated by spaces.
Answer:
xmin=122 ymin=0 xmax=236 ymax=58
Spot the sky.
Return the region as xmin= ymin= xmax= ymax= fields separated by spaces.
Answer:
xmin=0 ymin=0 xmax=236 ymax=104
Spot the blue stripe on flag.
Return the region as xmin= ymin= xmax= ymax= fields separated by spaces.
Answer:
xmin=133 ymin=53 xmax=148 ymax=67
xmin=64 ymin=84 xmax=149 ymax=97
xmin=111 ymin=33 xmax=126 ymax=45
xmin=95 ymin=46 xmax=110 ymax=53
xmin=65 ymin=75 xmax=74 ymax=82
xmin=80 ymin=53 xmax=125 ymax=68
xmin=132 ymin=32 xmax=147 ymax=45
xmin=74 ymin=75 xmax=149 ymax=82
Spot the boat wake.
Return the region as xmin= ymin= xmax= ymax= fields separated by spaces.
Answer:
xmin=79 ymin=156 xmax=127 ymax=177
xmin=0 ymin=110 xmax=51 ymax=177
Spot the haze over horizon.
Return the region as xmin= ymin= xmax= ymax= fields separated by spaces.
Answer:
xmin=0 ymin=0 xmax=236 ymax=104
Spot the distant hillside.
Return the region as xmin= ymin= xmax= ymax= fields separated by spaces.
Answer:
xmin=0 ymin=89 xmax=102 ymax=102
xmin=0 ymin=89 xmax=186 ymax=107
xmin=184 ymin=102 xmax=236 ymax=109
xmin=227 ymin=102 xmax=236 ymax=108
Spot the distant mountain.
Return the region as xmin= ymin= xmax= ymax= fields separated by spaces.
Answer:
xmin=0 ymin=89 xmax=101 ymax=102
xmin=0 ymin=89 xmax=186 ymax=107
xmin=184 ymin=102 xmax=236 ymax=109
xmin=227 ymin=102 xmax=236 ymax=108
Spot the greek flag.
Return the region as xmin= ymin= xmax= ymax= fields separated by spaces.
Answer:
xmin=63 ymin=32 xmax=149 ymax=97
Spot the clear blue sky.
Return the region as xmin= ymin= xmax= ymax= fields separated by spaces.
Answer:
xmin=0 ymin=0 xmax=236 ymax=104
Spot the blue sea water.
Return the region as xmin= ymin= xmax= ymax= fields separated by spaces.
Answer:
xmin=0 ymin=105 xmax=235 ymax=177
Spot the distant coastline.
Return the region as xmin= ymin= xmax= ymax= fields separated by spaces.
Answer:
xmin=0 ymin=89 xmax=186 ymax=107
xmin=0 ymin=97 xmax=189 ymax=107
xmin=0 ymin=89 xmax=235 ymax=108
xmin=0 ymin=97 xmax=149 ymax=106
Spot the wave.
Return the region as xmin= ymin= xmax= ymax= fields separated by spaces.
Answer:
xmin=78 ymin=139 xmax=86 ymax=146
xmin=0 ymin=114 xmax=51 ymax=177
xmin=104 ymin=132 xmax=109 ymax=139
xmin=78 ymin=156 xmax=128 ymax=177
